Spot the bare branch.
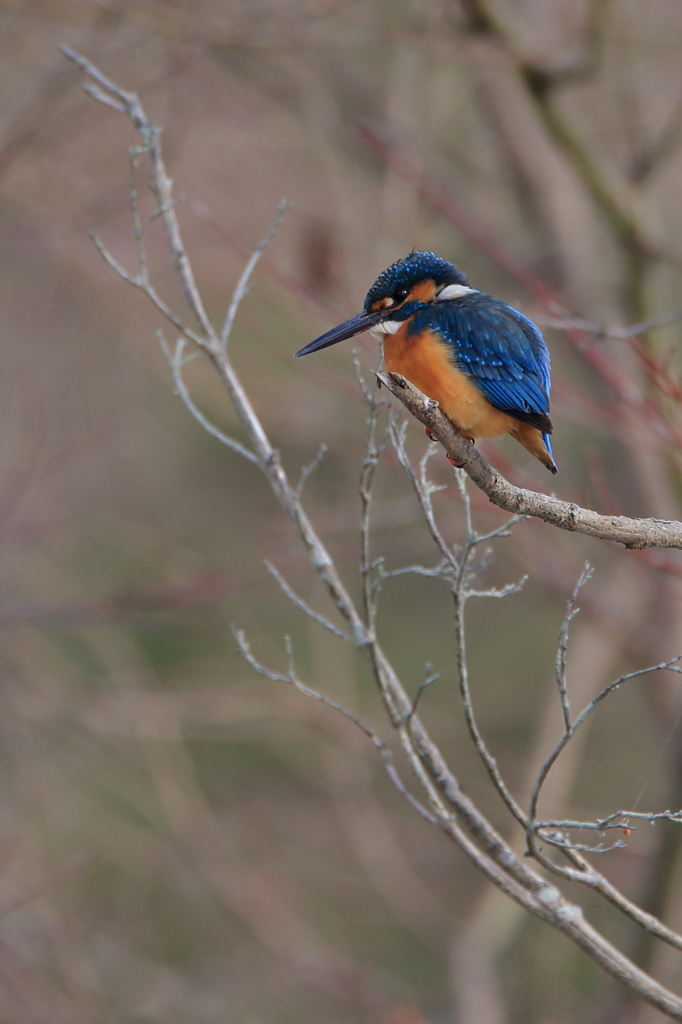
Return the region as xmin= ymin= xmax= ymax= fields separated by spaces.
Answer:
xmin=448 ymin=492 xmax=529 ymax=830
xmin=537 ymin=831 xmax=626 ymax=855
xmin=358 ymin=361 xmax=390 ymax=634
xmin=81 ymin=83 xmax=126 ymax=113
xmin=377 ymin=560 xmax=450 ymax=583
xmin=556 ymin=565 xmax=594 ymax=732
xmin=536 ymin=809 xmax=682 ymax=833
xmin=92 ymin=232 xmax=207 ymax=350
xmin=378 ymin=372 xmax=682 ymax=551
xmin=231 ymin=627 xmax=438 ymax=827
xmin=387 ymin=411 xmax=456 ymax=568
xmin=466 ymin=577 xmax=527 ymax=600
xmin=264 ymin=560 xmax=351 ymax=642
xmin=160 ymin=335 xmax=259 ymax=465
xmin=383 ymin=368 xmax=682 ymax=964
xmin=294 ymin=443 xmax=328 ymax=499
xmin=529 ymin=658 xmax=682 ymax=833
xmin=474 ymin=515 xmax=528 ymax=544
xmin=60 ymin=45 xmax=217 ymax=341
xmin=400 ymin=455 xmax=682 ymax=959
xmin=534 ymin=807 xmax=682 ymax=857
xmin=405 ymin=665 xmax=443 ymax=726
xmin=575 ymin=659 xmax=682 ymax=735
xmin=220 ymin=200 xmax=289 ymax=349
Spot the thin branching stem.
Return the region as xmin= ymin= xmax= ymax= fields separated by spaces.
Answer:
xmin=405 ymin=665 xmax=443 ymax=727
xmin=385 ymin=395 xmax=682 ymax=955
xmin=264 ymin=560 xmax=351 ymax=642
xmin=528 ymin=658 xmax=682 ymax=838
xmin=556 ymin=564 xmax=594 ymax=732
xmin=220 ymin=200 xmax=289 ymax=349
xmin=388 ymin=413 xmax=454 ymax=567
xmin=160 ymin=334 xmax=259 ymax=464
xmin=231 ymin=627 xmax=437 ymax=826
xmin=357 ymin=355 xmax=388 ymax=635
xmin=450 ymin=476 xmax=529 ymax=828
xmin=536 ymin=809 xmax=682 ymax=832
xmin=295 ymin=443 xmax=328 ymax=499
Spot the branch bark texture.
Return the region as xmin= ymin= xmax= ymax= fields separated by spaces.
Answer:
xmin=377 ymin=372 xmax=682 ymax=551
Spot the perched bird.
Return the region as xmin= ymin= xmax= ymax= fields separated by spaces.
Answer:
xmin=295 ymin=250 xmax=557 ymax=474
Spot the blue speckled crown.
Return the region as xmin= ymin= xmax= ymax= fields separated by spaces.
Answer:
xmin=364 ymin=250 xmax=469 ymax=311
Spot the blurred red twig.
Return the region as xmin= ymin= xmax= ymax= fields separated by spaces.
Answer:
xmin=0 ymin=573 xmax=226 ymax=629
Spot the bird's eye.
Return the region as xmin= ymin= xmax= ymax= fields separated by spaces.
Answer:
xmin=393 ymin=288 xmax=408 ymax=303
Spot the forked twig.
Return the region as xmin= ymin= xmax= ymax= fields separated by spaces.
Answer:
xmin=231 ymin=627 xmax=437 ymax=827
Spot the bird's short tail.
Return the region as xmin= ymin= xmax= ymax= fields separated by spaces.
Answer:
xmin=542 ymin=433 xmax=558 ymax=475
xmin=509 ymin=423 xmax=558 ymax=474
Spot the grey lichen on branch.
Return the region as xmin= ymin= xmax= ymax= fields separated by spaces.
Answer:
xmin=377 ymin=371 xmax=682 ymax=551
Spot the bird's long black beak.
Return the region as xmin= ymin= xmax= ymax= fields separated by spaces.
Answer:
xmin=295 ymin=308 xmax=390 ymax=357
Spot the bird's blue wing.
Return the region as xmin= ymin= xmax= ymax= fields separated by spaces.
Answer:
xmin=418 ymin=293 xmax=553 ymax=431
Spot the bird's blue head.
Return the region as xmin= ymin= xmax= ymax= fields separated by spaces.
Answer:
xmin=295 ymin=251 xmax=471 ymax=357
xmin=363 ymin=250 xmax=469 ymax=313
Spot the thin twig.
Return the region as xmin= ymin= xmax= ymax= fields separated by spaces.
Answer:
xmin=450 ymin=484 xmax=529 ymax=829
xmin=535 ymin=809 xmax=682 ymax=833
xmin=358 ymin=356 xmax=389 ymax=636
xmin=60 ymin=45 xmax=218 ymax=340
xmin=389 ymin=419 xmax=529 ymax=826
xmin=537 ymin=832 xmax=626 ymax=855
xmin=377 ymin=560 xmax=450 ymax=583
xmin=264 ymin=560 xmax=351 ymax=642
xmin=529 ymin=658 xmax=682 ymax=836
xmin=466 ymin=579 xmax=528 ymax=600
xmin=556 ymin=564 xmax=594 ymax=732
xmin=220 ymin=200 xmax=289 ymax=349
xmin=405 ymin=665 xmax=443 ymax=726
xmin=232 ymin=627 xmax=437 ymax=827
xmin=388 ymin=411 xmax=455 ymax=567
xmin=295 ymin=443 xmax=328 ymax=499
xmin=160 ymin=334 xmax=259 ymax=465
xmin=91 ymin=232 xmax=208 ymax=350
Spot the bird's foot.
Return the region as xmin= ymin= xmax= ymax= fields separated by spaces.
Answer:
xmin=447 ymin=436 xmax=474 ymax=468
xmin=424 ymin=425 xmax=472 ymax=467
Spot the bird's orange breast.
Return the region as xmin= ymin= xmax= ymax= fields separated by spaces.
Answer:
xmin=383 ymin=324 xmax=518 ymax=441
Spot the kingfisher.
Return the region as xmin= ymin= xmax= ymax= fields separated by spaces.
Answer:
xmin=295 ymin=250 xmax=557 ymax=474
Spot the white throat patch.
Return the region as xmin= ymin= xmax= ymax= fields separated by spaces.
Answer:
xmin=436 ymin=283 xmax=475 ymax=301
xmin=369 ymin=320 xmax=401 ymax=339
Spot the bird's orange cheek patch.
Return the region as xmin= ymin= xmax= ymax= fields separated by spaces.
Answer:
xmin=406 ymin=279 xmax=437 ymax=302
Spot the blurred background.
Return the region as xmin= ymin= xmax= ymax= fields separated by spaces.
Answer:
xmin=0 ymin=1 xmax=682 ymax=1022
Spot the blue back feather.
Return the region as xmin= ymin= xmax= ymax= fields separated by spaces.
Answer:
xmin=408 ymin=291 xmax=552 ymax=430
